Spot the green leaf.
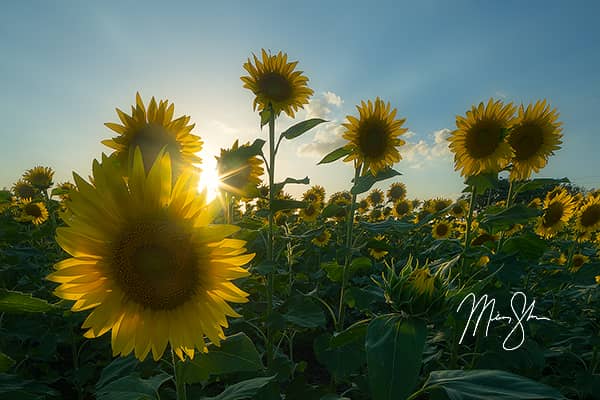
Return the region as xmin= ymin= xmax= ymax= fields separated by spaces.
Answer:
xmin=479 ymin=204 xmax=541 ymax=233
xmin=0 ymin=190 xmax=11 ymax=202
xmin=179 ymin=333 xmax=263 ymax=384
xmin=271 ymin=199 xmax=307 ymax=212
xmin=463 ymin=172 xmax=499 ymax=195
xmin=366 ymin=315 xmax=427 ymax=400
xmin=501 ymin=233 xmax=548 ymax=260
xmin=253 ymin=261 xmax=277 ymax=275
xmin=314 ymin=333 xmax=366 ymax=380
xmin=96 ymin=356 xmax=138 ymax=390
xmin=360 ymin=219 xmax=415 ymax=233
xmin=422 ymin=369 xmax=566 ymax=399
xmin=321 ymin=203 xmax=344 ymax=218
xmin=0 ymin=289 xmax=56 ymax=313
xmin=281 ymin=118 xmax=327 ymax=140
xmin=201 ymin=376 xmax=277 ymax=400
xmin=260 ymin=109 xmax=272 ymax=128
xmin=318 ymin=146 xmax=351 ymax=165
xmin=514 ymin=177 xmax=569 ymax=194
xmin=321 ymin=261 xmax=344 ymax=282
xmin=96 ymin=372 xmax=171 ymax=400
xmin=0 ymin=373 xmax=59 ymax=398
xmin=283 ymin=296 xmax=326 ymax=328
xmin=351 ymin=168 xmax=401 ymax=195
xmin=330 ymin=321 xmax=369 ymax=348
xmin=273 ymin=176 xmax=310 ymax=195
xmin=0 ymin=353 xmax=15 ymax=373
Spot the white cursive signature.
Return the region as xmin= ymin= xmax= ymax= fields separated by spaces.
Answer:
xmin=456 ymin=291 xmax=551 ymax=351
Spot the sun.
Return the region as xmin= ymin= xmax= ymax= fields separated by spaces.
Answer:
xmin=198 ymin=157 xmax=221 ymax=202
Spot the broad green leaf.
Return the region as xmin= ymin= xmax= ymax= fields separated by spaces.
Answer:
xmin=282 ymin=296 xmax=326 ymax=328
xmin=366 ymin=315 xmax=427 ymax=400
xmin=314 ymin=333 xmax=366 ymax=380
xmin=321 ymin=261 xmax=344 ymax=282
xmin=330 ymin=320 xmax=369 ymax=348
xmin=360 ymin=219 xmax=415 ymax=233
xmin=0 ymin=373 xmax=60 ymax=398
xmin=96 ymin=356 xmax=138 ymax=390
xmin=0 ymin=353 xmax=15 ymax=373
xmin=271 ymin=199 xmax=307 ymax=212
xmin=321 ymin=203 xmax=344 ymax=218
xmin=96 ymin=372 xmax=171 ymax=400
xmin=273 ymin=176 xmax=310 ymax=195
xmin=179 ymin=333 xmax=263 ymax=384
xmin=318 ymin=146 xmax=351 ymax=164
xmin=463 ymin=172 xmax=499 ymax=195
xmin=479 ymin=204 xmax=541 ymax=233
xmin=422 ymin=369 xmax=566 ymax=399
xmin=201 ymin=376 xmax=277 ymax=400
xmin=0 ymin=289 xmax=56 ymax=313
xmin=351 ymin=168 xmax=401 ymax=195
xmin=281 ymin=118 xmax=327 ymax=140
xmin=501 ymin=233 xmax=548 ymax=260
xmin=514 ymin=177 xmax=569 ymax=194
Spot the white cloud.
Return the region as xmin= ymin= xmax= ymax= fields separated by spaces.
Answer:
xmin=297 ymin=124 xmax=346 ymax=159
xmin=323 ymin=91 xmax=343 ymax=107
xmin=400 ymin=128 xmax=452 ymax=164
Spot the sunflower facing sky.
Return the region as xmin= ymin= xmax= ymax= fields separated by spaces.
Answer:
xmin=23 ymin=166 xmax=54 ymax=190
xmin=449 ymin=98 xmax=516 ymax=177
xmin=387 ymin=182 xmax=407 ymax=202
xmin=12 ymin=179 xmax=38 ymax=199
xmin=241 ymin=49 xmax=313 ymax=118
xmin=215 ymin=140 xmax=264 ymax=198
xmin=508 ymin=100 xmax=563 ymax=181
xmin=535 ymin=187 xmax=577 ymax=239
xmin=102 ymin=93 xmax=203 ymax=175
xmin=575 ymin=194 xmax=600 ymax=235
xmin=342 ymin=97 xmax=408 ymax=175
xmin=48 ymin=150 xmax=254 ymax=361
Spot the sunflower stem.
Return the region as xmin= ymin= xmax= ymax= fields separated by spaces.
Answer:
xmin=337 ymin=163 xmax=361 ymax=331
xmin=461 ymin=184 xmax=478 ymax=269
xmin=266 ymin=107 xmax=276 ymax=368
xmin=171 ymin=348 xmax=187 ymax=400
xmin=496 ymin=180 xmax=515 ymax=253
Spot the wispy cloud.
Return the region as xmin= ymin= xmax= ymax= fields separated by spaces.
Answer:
xmin=297 ymin=92 xmax=347 ymax=158
xmin=401 ymin=128 xmax=452 ymax=167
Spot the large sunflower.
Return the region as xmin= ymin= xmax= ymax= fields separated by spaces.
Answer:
xmin=343 ymin=98 xmax=408 ymax=175
xmin=367 ymin=188 xmax=385 ymax=207
xmin=23 ymin=166 xmax=54 ymax=190
xmin=102 ymin=93 xmax=203 ymax=175
xmin=535 ymin=188 xmax=576 ymax=239
xmin=48 ymin=150 xmax=253 ymax=361
xmin=387 ymin=182 xmax=407 ymax=202
xmin=448 ymin=98 xmax=516 ymax=177
xmin=241 ymin=49 xmax=313 ymax=118
xmin=392 ymin=199 xmax=412 ymax=218
xmin=216 ymin=140 xmax=264 ymax=198
xmin=508 ymin=100 xmax=562 ymax=181
xmin=575 ymin=194 xmax=600 ymax=234
xmin=432 ymin=220 xmax=452 ymax=240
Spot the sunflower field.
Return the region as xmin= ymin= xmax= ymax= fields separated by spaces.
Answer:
xmin=2 ymin=49 xmax=600 ymax=400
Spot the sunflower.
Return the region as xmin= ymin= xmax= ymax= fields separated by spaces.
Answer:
xmin=382 ymin=206 xmax=392 ymax=218
xmin=12 ymin=179 xmax=38 ymax=199
xmin=476 ymin=255 xmax=490 ymax=267
xmin=528 ymin=197 xmax=542 ymax=209
xmin=410 ymin=268 xmax=435 ymax=298
xmin=570 ymin=254 xmax=589 ymax=272
xmin=55 ymin=181 xmax=77 ymax=201
xmin=369 ymin=248 xmax=388 ymax=260
xmin=575 ymin=194 xmax=600 ymax=235
xmin=302 ymin=185 xmax=326 ymax=206
xmin=241 ymin=49 xmax=313 ymax=118
xmin=312 ymin=230 xmax=331 ymax=247
xmin=48 ymin=150 xmax=253 ymax=361
xmin=392 ymin=199 xmax=412 ymax=218
xmin=429 ymin=198 xmax=452 ymax=214
xmin=300 ymin=202 xmax=321 ymax=222
xmin=216 ymin=140 xmax=264 ymax=198
xmin=23 ymin=166 xmax=54 ymax=190
xmin=508 ymin=100 xmax=562 ymax=181
xmin=387 ymin=182 xmax=407 ymax=202
xmin=432 ymin=220 xmax=452 ymax=239
xmin=16 ymin=198 xmax=49 ymax=225
xmin=448 ymin=98 xmax=516 ymax=177
xmin=450 ymin=200 xmax=467 ymax=218
xmin=102 ymin=93 xmax=203 ymax=175
xmin=535 ymin=188 xmax=576 ymax=239
xmin=342 ymin=98 xmax=408 ymax=175
xmin=356 ymin=199 xmax=369 ymax=214
xmin=550 ymin=253 xmax=567 ymax=266
xmin=367 ymin=188 xmax=385 ymax=207
xmin=370 ymin=208 xmax=384 ymax=222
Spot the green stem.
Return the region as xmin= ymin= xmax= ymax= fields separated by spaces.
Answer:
xmin=171 ymin=348 xmax=187 ymax=400
xmin=337 ymin=163 xmax=361 ymax=331
xmin=462 ymin=184 xmax=478 ymax=266
xmin=266 ymin=108 xmax=276 ymax=367
xmin=496 ymin=180 xmax=515 ymax=253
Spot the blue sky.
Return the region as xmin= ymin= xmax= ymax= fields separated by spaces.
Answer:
xmin=2 ymin=1 xmax=599 ymax=201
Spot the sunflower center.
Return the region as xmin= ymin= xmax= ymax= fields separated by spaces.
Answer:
xmin=451 ymin=205 xmax=464 ymax=216
xmin=543 ymin=202 xmax=564 ymax=227
xmin=510 ymin=123 xmax=545 ymax=160
xmin=435 ymin=224 xmax=449 ymax=237
xmin=581 ymin=204 xmax=600 ymax=227
xmin=24 ymin=203 xmax=42 ymax=218
xmin=111 ymin=219 xmax=201 ymax=310
xmin=132 ymin=124 xmax=183 ymax=172
xmin=572 ymin=256 xmax=585 ymax=268
xmin=358 ymin=118 xmax=390 ymax=158
xmin=465 ymin=120 xmax=504 ymax=158
xmin=395 ymin=202 xmax=409 ymax=215
xmin=257 ymin=72 xmax=293 ymax=102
